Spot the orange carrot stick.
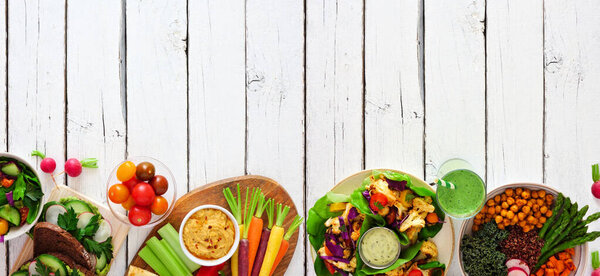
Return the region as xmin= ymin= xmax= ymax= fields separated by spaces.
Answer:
xmin=248 ymin=194 xmax=267 ymax=273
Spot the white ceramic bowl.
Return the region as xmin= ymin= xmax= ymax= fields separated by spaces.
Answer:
xmin=179 ymin=204 xmax=240 ymax=266
xmin=0 ymin=152 xmax=45 ymax=241
xmin=459 ymin=183 xmax=588 ymax=276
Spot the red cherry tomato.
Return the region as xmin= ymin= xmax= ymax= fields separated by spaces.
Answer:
xmin=408 ymin=270 xmax=423 ymax=276
xmin=123 ymin=175 xmax=140 ymax=191
xmin=323 ymin=261 xmax=336 ymax=275
xmin=369 ymin=193 xmax=388 ymax=212
xmin=128 ymin=205 xmax=152 ymax=226
xmin=150 ymin=196 xmax=169 ymax=215
xmin=108 ymin=184 xmax=130 ymax=203
xmin=121 ymin=195 xmax=136 ymax=211
xmin=195 ymin=262 xmax=226 ymax=276
xmin=131 ymin=183 xmax=156 ymax=206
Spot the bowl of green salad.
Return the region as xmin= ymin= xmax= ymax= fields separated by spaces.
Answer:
xmin=0 ymin=153 xmax=45 ymax=241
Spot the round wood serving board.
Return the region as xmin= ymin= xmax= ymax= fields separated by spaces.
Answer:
xmin=129 ymin=175 xmax=299 ymax=276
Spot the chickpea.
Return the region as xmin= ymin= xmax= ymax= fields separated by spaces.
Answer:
xmin=494 ymin=195 xmax=501 ymax=203
xmin=500 ymin=209 xmax=507 ymax=217
xmin=495 ymin=205 xmax=502 ymax=213
xmin=532 ymin=204 xmax=540 ymax=212
xmin=472 ymin=225 xmax=480 ymax=232
xmin=545 ymin=210 xmax=553 ymax=217
xmin=511 ymin=216 xmax=519 ymax=224
xmin=475 ymin=213 xmax=483 ymax=220
xmin=527 ymin=201 xmax=534 ymax=208
xmin=474 ymin=219 xmax=482 ymax=225
xmin=518 ymin=212 xmax=526 ymax=220
xmin=488 ymin=207 xmax=495 ymax=215
xmin=546 ymin=194 xmax=554 ymax=202
xmin=501 ymin=202 xmax=509 ymax=209
xmin=537 ymin=199 xmax=544 ymax=206
xmin=517 ymin=199 xmax=527 ymax=207
xmin=527 ymin=216 xmax=536 ymax=224
xmin=516 ymin=188 xmax=523 ymax=195
xmin=505 ymin=189 xmax=514 ymax=196
xmin=534 ymin=212 xmax=542 ymax=218
xmin=523 ymin=226 xmax=531 ymax=233
xmin=540 ymin=206 xmax=548 ymax=214
xmin=507 ymin=197 xmax=515 ymax=206
xmin=539 ymin=217 xmax=547 ymax=223
xmin=522 ymin=191 xmax=531 ymax=199
xmin=532 ymin=190 xmax=539 ymax=198
xmin=498 ymin=224 xmax=505 ymax=230
xmin=538 ymin=190 xmax=546 ymax=198
xmin=481 ymin=206 xmax=488 ymax=213
xmin=510 ymin=205 xmax=519 ymax=213
xmin=506 ymin=210 xmax=515 ymax=219
xmin=522 ymin=205 xmax=531 ymax=214
xmin=536 ymin=223 xmax=543 ymax=228
xmin=487 ymin=199 xmax=496 ymax=207
xmin=518 ymin=220 xmax=527 ymax=227
xmin=495 ymin=216 xmax=503 ymax=224
xmin=501 ymin=194 xmax=507 ymax=201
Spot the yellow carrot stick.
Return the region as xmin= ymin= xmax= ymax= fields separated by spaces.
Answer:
xmin=258 ymin=204 xmax=290 ymax=276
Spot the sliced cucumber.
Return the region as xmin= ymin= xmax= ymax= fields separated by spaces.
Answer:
xmin=10 ymin=270 xmax=28 ymax=276
xmin=76 ymin=212 xmax=95 ymax=229
xmin=63 ymin=200 xmax=92 ymax=215
xmin=37 ymin=254 xmax=68 ymax=276
xmin=93 ymin=219 xmax=112 ymax=243
xmin=45 ymin=204 xmax=67 ymax=226
xmin=95 ymin=251 xmax=107 ymax=271
xmin=0 ymin=204 xmax=21 ymax=226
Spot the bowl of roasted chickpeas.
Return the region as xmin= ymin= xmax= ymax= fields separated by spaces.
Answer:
xmin=458 ymin=183 xmax=588 ymax=275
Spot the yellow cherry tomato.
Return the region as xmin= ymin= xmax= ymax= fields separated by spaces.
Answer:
xmin=0 ymin=218 xmax=8 ymax=235
xmin=117 ymin=161 xmax=136 ymax=182
xmin=121 ymin=195 xmax=136 ymax=211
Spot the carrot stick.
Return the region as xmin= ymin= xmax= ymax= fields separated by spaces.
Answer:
xmin=239 ymin=187 xmax=261 ymax=276
xmin=269 ymin=215 xmax=303 ymax=276
xmin=258 ymin=204 xmax=290 ymax=276
xmin=251 ymin=199 xmax=274 ymax=276
xmin=248 ymin=194 xmax=267 ymax=273
xmin=224 ymin=184 xmax=243 ymax=276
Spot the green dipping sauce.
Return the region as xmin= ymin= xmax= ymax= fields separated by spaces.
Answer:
xmin=437 ymin=169 xmax=486 ymax=218
xmin=359 ymin=227 xmax=400 ymax=268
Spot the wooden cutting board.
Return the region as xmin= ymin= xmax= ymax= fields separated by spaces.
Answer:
xmin=129 ymin=175 xmax=299 ymax=276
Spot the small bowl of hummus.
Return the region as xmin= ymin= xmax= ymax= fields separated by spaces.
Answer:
xmin=179 ymin=205 xmax=240 ymax=266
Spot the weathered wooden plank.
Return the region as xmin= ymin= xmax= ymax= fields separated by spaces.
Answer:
xmin=0 ymin=0 xmax=6 ymax=272
xmin=125 ymin=0 xmax=188 ymax=263
xmin=486 ymin=0 xmax=544 ymax=186
xmin=364 ymin=0 xmax=424 ymax=175
xmin=544 ymin=1 xmax=600 ymax=273
xmin=6 ymin=0 xmax=65 ymax=271
xmin=245 ymin=0 xmax=305 ymax=273
xmin=66 ymin=0 xmax=127 ymax=274
xmin=305 ymin=0 xmax=364 ymax=273
xmin=188 ymin=0 xmax=246 ymax=188
xmin=424 ymin=1 xmax=485 ymax=275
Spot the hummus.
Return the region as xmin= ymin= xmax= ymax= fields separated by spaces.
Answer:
xmin=182 ymin=208 xmax=235 ymax=260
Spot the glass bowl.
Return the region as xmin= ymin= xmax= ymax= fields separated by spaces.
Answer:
xmin=105 ymin=156 xmax=176 ymax=228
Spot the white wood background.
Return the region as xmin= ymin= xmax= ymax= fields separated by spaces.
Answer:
xmin=1 ymin=0 xmax=600 ymax=275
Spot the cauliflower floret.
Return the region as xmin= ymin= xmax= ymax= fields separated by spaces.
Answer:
xmin=384 ymin=261 xmax=413 ymax=276
xmin=413 ymin=197 xmax=435 ymax=213
xmin=416 ymin=240 xmax=438 ymax=261
xmin=332 ymin=256 xmax=357 ymax=272
xmin=405 ymin=226 xmax=421 ymax=243
xmin=367 ymin=179 xmax=397 ymax=203
xmin=399 ymin=198 xmax=434 ymax=232
xmin=325 ymin=217 xmax=341 ymax=234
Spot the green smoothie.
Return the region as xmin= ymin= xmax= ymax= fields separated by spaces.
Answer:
xmin=436 ymin=169 xmax=486 ymax=218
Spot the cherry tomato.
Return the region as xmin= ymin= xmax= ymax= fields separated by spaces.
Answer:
xmin=149 ymin=175 xmax=168 ymax=195
xmin=123 ymin=175 xmax=140 ymax=191
xmin=128 ymin=205 xmax=152 ymax=226
xmin=117 ymin=161 xmax=136 ymax=182
xmin=19 ymin=207 xmax=29 ymax=225
xmin=136 ymin=162 xmax=156 ymax=181
xmin=121 ymin=195 xmax=136 ymax=210
xmin=150 ymin=196 xmax=169 ymax=215
xmin=131 ymin=183 xmax=156 ymax=206
xmin=408 ymin=270 xmax=423 ymax=276
xmin=369 ymin=193 xmax=388 ymax=212
xmin=109 ymin=184 xmax=130 ymax=203
xmin=0 ymin=218 xmax=8 ymax=235
xmin=323 ymin=261 xmax=336 ymax=275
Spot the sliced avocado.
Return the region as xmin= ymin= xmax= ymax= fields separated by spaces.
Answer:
xmin=41 ymin=201 xmax=63 ymax=221
xmin=0 ymin=204 xmax=21 ymax=225
xmin=37 ymin=254 xmax=68 ymax=276
xmin=63 ymin=200 xmax=92 ymax=215
xmin=10 ymin=270 xmax=28 ymax=276
xmin=95 ymin=251 xmax=107 ymax=271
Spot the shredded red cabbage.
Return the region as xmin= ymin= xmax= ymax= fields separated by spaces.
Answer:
xmin=338 ymin=216 xmax=354 ymax=249
xmin=361 ymin=190 xmax=371 ymax=202
xmin=386 ymin=179 xmax=407 ymax=191
xmin=319 ymin=255 xmax=350 ymax=264
xmin=347 ymin=207 xmax=359 ymax=221
xmin=325 ymin=234 xmax=345 ymax=257
xmin=6 ymin=191 xmax=14 ymax=206
xmin=391 ymin=213 xmax=410 ymax=230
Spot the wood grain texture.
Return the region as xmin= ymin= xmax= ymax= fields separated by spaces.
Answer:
xmin=305 ymin=0 xmax=364 ymax=274
xmin=424 ymin=1 xmax=486 ymax=275
xmin=486 ymin=0 xmax=544 ymax=186
xmin=129 ymin=175 xmax=299 ymax=275
xmin=66 ymin=0 xmax=127 ymax=274
xmin=245 ymin=0 xmax=306 ymax=274
xmin=188 ymin=0 xmax=246 ymax=187
xmin=544 ymin=1 xmax=600 ymax=274
xmin=125 ymin=0 xmax=188 ymax=264
xmin=6 ymin=0 xmax=66 ymax=271
xmin=365 ymin=0 xmax=424 ymax=175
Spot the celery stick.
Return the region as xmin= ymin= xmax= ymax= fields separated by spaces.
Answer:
xmin=160 ymin=239 xmax=193 ymax=275
xmin=139 ymin=245 xmax=172 ymax=276
xmin=147 ymin=237 xmax=187 ymax=276
xmin=158 ymin=223 xmax=201 ymax=272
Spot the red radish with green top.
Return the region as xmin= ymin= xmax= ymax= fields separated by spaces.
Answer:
xmin=251 ymin=199 xmax=275 ymax=276
xmin=31 ymin=150 xmax=56 ymax=173
xmin=592 ymin=164 xmax=600 ymax=199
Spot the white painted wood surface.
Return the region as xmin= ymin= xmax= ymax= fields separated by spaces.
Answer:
xmin=1 ymin=0 xmax=600 ymax=275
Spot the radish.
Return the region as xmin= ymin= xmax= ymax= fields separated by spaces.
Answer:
xmin=593 ymin=251 xmax=600 ymax=276
xmin=508 ymin=267 xmax=528 ymax=276
xmin=506 ymin=259 xmax=530 ymax=275
xmin=45 ymin=204 xmax=67 ymax=225
xmin=93 ymin=219 xmax=112 ymax=242
xmin=31 ymin=150 xmax=56 ymax=173
xmin=29 ymin=260 xmax=40 ymax=275
xmin=65 ymin=158 xmax=98 ymax=177
xmin=592 ymin=164 xmax=600 ymax=199
xmin=77 ymin=212 xmax=95 ymax=229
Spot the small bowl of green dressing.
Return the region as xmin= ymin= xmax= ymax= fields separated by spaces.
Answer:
xmin=358 ymin=227 xmax=402 ymax=269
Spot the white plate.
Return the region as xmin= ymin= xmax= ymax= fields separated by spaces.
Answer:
xmin=458 ymin=183 xmax=588 ymax=276
xmin=310 ymin=169 xmax=455 ymax=273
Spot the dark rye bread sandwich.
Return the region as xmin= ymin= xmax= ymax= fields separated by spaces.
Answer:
xmin=12 ymin=197 xmax=114 ymax=276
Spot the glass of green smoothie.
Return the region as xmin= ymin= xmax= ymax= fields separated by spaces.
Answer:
xmin=435 ymin=158 xmax=486 ymax=219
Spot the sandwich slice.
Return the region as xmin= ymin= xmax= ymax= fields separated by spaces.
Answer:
xmin=11 ymin=253 xmax=94 ymax=276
